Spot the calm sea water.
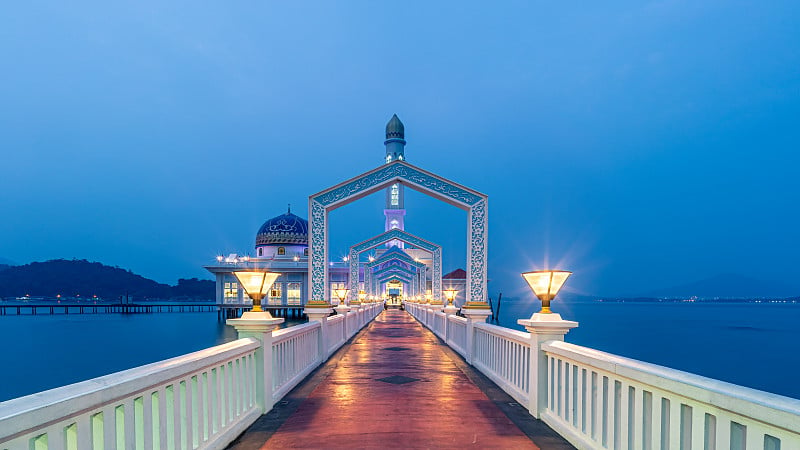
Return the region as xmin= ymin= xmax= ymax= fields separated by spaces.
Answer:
xmin=0 ymin=302 xmax=798 ymax=402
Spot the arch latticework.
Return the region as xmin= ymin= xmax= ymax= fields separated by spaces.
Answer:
xmin=309 ymin=160 xmax=487 ymax=304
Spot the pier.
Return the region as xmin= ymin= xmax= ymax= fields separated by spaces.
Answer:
xmin=1 ymin=303 xmax=798 ymax=449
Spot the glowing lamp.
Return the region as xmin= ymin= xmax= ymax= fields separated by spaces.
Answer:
xmin=358 ymin=290 xmax=367 ymax=302
xmin=443 ymin=288 xmax=457 ymax=306
xmin=521 ymin=270 xmax=572 ymax=314
xmin=333 ymin=288 xmax=350 ymax=305
xmin=425 ymin=292 xmax=432 ymax=304
xmin=233 ymin=271 xmax=280 ymax=313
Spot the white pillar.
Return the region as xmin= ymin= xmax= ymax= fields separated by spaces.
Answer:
xmin=461 ymin=306 xmax=492 ymax=365
xmin=226 ymin=314 xmax=284 ymax=413
xmin=518 ymin=313 xmax=578 ymax=419
xmin=215 ymin=273 xmax=224 ymax=303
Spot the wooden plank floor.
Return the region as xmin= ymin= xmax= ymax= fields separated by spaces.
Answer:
xmin=229 ymin=309 xmax=574 ymax=449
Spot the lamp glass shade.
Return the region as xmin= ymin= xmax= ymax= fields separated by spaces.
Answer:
xmin=443 ymin=288 xmax=457 ymax=301
xmin=333 ymin=288 xmax=350 ymax=302
xmin=358 ymin=290 xmax=367 ymax=301
xmin=521 ymin=270 xmax=572 ymax=301
xmin=233 ymin=271 xmax=280 ymax=298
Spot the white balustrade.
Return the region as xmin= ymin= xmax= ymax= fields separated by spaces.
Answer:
xmin=0 ymin=339 xmax=261 ymax=450
xmin=472 ymin=322 xmax=531 ymax=406
xmin=541 ymin=341 xmax=800 ymax=450
xmin=432 ymin=311 xmax=447 ymax=339
xmin=446 ymin=315 xmax=468 ymax=357
xmin=406 ymin=306 xmax=800 ymax=450
xmin=0 ymin=302 xmax=384 ymax=450
xmin=271 ymin=322 xmax=321 ymax=401
xmin=325 ymin=314 xmax=345 ymax=355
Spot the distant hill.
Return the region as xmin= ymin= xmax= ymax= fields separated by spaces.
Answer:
xmin=642 ymin=273 xmax=798 ymax=299
xmin=0 ymin=259 xmax=214 ymax=300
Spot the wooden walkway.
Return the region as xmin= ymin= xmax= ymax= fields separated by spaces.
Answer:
xmin=229 ymin=309 xmax=573 ymax=449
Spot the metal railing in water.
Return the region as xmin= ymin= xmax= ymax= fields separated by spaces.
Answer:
xmin=405 ymin=301 xmax=800 ymax=450
xmin=0 ymin=303 xmax=384 ymax=450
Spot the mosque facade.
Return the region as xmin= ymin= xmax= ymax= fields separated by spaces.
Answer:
xmin=204 ymin=115 xmax=467 ymax=306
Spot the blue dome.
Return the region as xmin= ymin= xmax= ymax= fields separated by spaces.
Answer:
xmin=256 ymin=211 xmax=308 ymax=246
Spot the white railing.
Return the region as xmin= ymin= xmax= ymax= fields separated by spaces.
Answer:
xmin=271 ymin=322 xmax=321 ymax=402
xmin=404 ymin=302 xmax=800 ymax=450
xmin=0 ymin=302 xmax=384 ymax=450
xmin=473 ymin=322 xmax=531 ymax=406
xmin=446 ymin=315 xmax=468 ymax=357
xmin=0 ymin=339 xmax=261 ymax=450
xmin=326 ymin=315 xmax=345 ymax=355
xmin=542 ymin=341 xmax=800 ymax=450
xmin=432 ymin=311 xmax=446 ymax=339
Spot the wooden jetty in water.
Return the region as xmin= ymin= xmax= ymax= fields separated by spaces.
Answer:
xmin=0 ymin=302 xmax=306 ymax=320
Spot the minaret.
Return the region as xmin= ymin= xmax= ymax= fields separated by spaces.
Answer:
xmin=384 ymin=114 xmax=406 ymax=247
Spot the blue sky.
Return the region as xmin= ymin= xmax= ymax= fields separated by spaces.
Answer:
xmin=1 ymin=1 xmax=798 ymax=297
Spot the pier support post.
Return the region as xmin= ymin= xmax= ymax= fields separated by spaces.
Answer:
xmin=226 ymin=314 xmax=285 ymax=414
xmin=461 ymin=305 xmax=492 ymax=365
xmin=518 ymin=313 xmax=578 ymax=419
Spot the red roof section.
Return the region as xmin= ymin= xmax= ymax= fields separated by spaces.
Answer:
xmin=443 ymin=268 xmax=467 ymax=280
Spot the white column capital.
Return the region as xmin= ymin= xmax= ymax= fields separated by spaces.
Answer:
xmin=461 ymin=307 xmax=492 ymax=323
xmin=442 ymin=304 xmax=459 ymax=315
xmin=518 ymin=313 xmax=578 ymax=336
xmin=226 ymin=312 xmax=284 ymax=338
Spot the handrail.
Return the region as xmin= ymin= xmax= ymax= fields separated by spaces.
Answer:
xmin=0 ymin=338 xmax=261 ymax=448
xmin=474 ymin=322 xmax=530 ymax=345
xmin=0 ymin=338 xmax=259 ymax=432
xmin=543 ymin=340 xmax=800 ymax=432
xmin=273 ymin=321 xmax=321 ymax=343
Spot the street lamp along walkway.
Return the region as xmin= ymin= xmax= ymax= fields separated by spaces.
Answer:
xmin=233 ymin=271 xmax=281 ymax=313
xmin=521 ymin=270 xmax=572 ymax=314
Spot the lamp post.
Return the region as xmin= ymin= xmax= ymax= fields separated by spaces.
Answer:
xmin=520 ymin=270 xmax=572 ymax=314
xmin=357 ymin=290 xmax=366 ymax=306
xmin=333 ymin=288 xmax=349 ymax=306
xmin=443 ymin=288 xmax=457 ymax=306
xmin=333 ymin=287 xmax=350 ymax=314
xmin=517 ymin=269 xmax=578 ymax=419
xmin=233 ymin=271 xmax=280 ymax=314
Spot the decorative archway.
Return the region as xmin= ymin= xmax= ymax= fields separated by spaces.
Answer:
xmin=369 ymin=260 xmax=423 ymax=297
xmin=310 ymin=160 xmax=487 ymax=304
xmin=374 ymin=270 xmax=414 ymax=297
xmin=348 ymin=229 xmax=441 ymax=301
xmin=365 ymin=249 xmax=426 ymax=297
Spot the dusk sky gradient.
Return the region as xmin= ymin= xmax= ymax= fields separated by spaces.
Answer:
xmin=1 ymin=1 xmax=798 ymax=298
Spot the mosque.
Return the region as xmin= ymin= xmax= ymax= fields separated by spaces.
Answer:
xmin=204 ymin=115 xmax=468 ymax=306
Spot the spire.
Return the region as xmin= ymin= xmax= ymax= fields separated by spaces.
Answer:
xmin=287 ymin=204 xmax=291 ymax=214
xmin=385 ymin=114 xmax=404 ymax=140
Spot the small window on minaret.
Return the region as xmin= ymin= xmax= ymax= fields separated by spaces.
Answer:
xmin=391 ymin=184 xmax=399 ymax=206
xmin=398 ymin=155 xmax=403 ymax=161
xmin=257 ymin=248 xmax=263 ymax=256
xmin=278 ymin=247 xmax=286 ymax=255
xmin=386 ymin=154 xmax=392 ymax=163
xmin=390 ymin=220 xmax=399 ymax=230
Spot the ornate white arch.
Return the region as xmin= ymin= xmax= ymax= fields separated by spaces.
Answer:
xmin=309 ymin=160 xmax=488 ymax=304
xmin=360 ymin=244 xmax=428 ymax=298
